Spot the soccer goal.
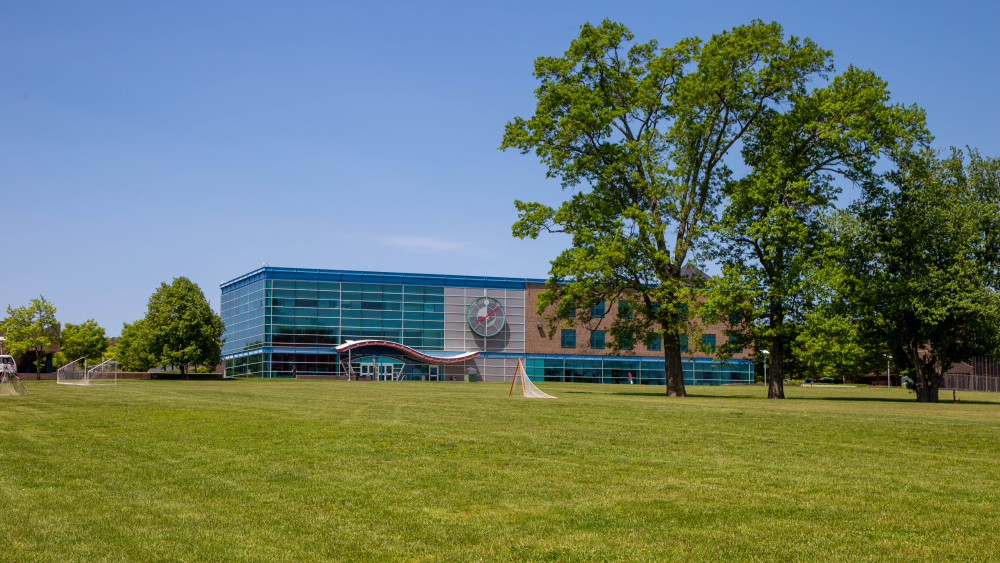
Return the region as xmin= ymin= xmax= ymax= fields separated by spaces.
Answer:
xmin=57 ymin=358 xmax=118 ymax=385
xmin=509 ymin=358 xmax=557 ymax=399
xmin=0 ymin=358 xmax=28 ymax=396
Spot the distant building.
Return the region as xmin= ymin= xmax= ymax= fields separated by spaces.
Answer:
xmin=220 ymin=267 xmax=754 ymax=384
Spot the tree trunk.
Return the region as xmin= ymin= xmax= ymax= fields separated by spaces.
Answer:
xmin=181 ymin=365 xmax=187 ymax=380
xmin=767 ymin=336 xmax=785 ymax=399
xmin=767 ymin=298 xmax=785 ymax=399
xmin=907 ymin=342 xmax=939 ymax=403
xmin=664 ymin=332 xmax=687 ymax=397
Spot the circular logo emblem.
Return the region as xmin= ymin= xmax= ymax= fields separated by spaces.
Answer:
xmin=467 ymin=296 xmax=506 ymax=337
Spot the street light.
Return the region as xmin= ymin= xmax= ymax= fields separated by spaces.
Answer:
xmin=761 ymin=350 xmax=770 ymax=386
xmin=885 ymin=354 xmax=892 ymax=389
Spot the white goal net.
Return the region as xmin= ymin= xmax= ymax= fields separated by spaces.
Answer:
xmin=87 ymin=359 xmax=119 ymax=385
xmin=0 ymin=362 xmax=28 ymax=396
xmin=509 ymin=359 xmax=557 ymax=399
xmin=57 ymin=358 xmax=118 ymax=385
xmin=57 ymin=357 xmax=87 ymax=385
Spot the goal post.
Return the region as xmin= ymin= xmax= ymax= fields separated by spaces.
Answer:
xmin=57 ymin=358 xmax=118 ymax=385
xmin=509 ymin=358 xmax=557 ymax=399
xmin=87 ymin=359 xmax=119 ymax=385
xmin=0 ymin=362 xmax=28 ymax=396
xmin=57 ymin=357 xmax=88 ymax=385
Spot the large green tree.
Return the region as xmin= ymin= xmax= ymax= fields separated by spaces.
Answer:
xmin=846 ymin=148 xmax=1000 ymax=402
xmin=3 ymin=296 xmax=59 ymax=378
xmin=704 ymin=66 xmax=929 ymax=398
xmin=108 ymin=319 xmax=153 ymax=373
xmin=136 ymin=277 xmax=224 ymax=377
xmin=502 ymin=19 xmax=830 ymax=396
xmin=58 ymin=319 xmax=109 ymax=366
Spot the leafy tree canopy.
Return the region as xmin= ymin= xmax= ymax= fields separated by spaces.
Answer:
xmin=847 ymin=147 xmax=1000 ymax=402
xmin=502 ymin=19 xmax=831 ymax=396
xmin=704 ymin=65 xmax=929 ymax=398
xmin=58 ymin=319 xmax=109 ymax=366
xmin=144 ymin=277 xmax=224 ymax=376
xmin=3 ymin=296 xmax=59 ymax=375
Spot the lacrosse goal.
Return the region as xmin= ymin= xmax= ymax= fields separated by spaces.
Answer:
xmin=0 ymin=358 xmax=28 ymax=396
xmin=57 ymin=358 xmax=118 ymax=385
xmin=509 ymin=358 xmax=557 ymax=399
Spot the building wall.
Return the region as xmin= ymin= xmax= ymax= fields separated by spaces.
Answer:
xmin=523 ymin=282 xmax=750 ymax=360
xmin=444 ymin=287 xmax=525 ymax=354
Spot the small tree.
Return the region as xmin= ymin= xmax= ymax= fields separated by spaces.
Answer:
xmin=847 ymin=148 xmax=1000 ymax=402
xmin=3 ymin=296 xmax=59 ymax=378
xmin=142 ymin=277 xmax=224 ymax=377
xmin=58 ymin=319 xmax=109 ymax=366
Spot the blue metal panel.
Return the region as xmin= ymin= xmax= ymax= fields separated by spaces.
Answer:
xmin=221 ymin=266 xmax=549 ymax=292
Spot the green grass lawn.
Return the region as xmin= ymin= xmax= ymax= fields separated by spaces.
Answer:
xmin=2 ymin=380 xmax=998 ymax=562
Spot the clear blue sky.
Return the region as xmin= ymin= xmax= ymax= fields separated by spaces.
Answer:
xmin=3 ymin=0 xmax=998 ymax=335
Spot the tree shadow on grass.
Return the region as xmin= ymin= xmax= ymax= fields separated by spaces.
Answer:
xmin=798 ymin=395 xmax=1000 ymax=405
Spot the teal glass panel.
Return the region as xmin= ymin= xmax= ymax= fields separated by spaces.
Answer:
xmin=680 ymin=334 xmax=688 ymax=352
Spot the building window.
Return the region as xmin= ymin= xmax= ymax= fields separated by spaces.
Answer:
xmin=619 ymin=300 xmax=633 ymax=318
xmin=729 ymin=313 xmax=742 ymax=324
xmin=590 ymin=330 xmax=606 ymax=349
xmin=620 ymin=331 xmax=633 ymax=350
xmin=591 ymin=302 xmax=605 ymax=318
xmin=702 ymin=310 xmax=717 ymax=323
xmin=647 ymin=332 xmax=661 ymax=351
xmin=680 ymin=334 xmax=688 ymax=352
xmin=728 ymin=334 xmax=743 ymax=353
xmin=561 ymin=329 xmax=576 ymax=349
xmin=678 ymin=303 xmax=689 ymax=321
xmin=566 ymin=300 xmax=577 ymax=317
xmin=702 ymin=334 xmax=717 ymax=353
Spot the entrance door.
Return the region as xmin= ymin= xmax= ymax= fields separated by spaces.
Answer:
xmin=360 ymin=363 xmax=372 ymax=379
xmin=428 ymin=365 xmax=439 ymax=381
xmin=379 ymin=363 xmax=394 ymax=381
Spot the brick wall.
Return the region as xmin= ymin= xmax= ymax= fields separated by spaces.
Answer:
xmin=524 ymin=282 xmax=750 ymax=360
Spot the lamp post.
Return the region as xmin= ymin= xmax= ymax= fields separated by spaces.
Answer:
xmin=761 ymin=350 xmax=770 ymax=387
xmin=885 ymin=354 xmax=892 ymax=388
xmin=0 ymin=336 xmax=5 ymax=356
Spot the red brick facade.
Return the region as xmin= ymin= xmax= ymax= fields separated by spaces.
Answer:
xmin=523 ymin=282 xmax=749 ymax=360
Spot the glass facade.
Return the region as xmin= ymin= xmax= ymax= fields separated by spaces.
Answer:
xmin=220 ymin=268 xmax=754 ymax=383
xmin=525 ymin=356 xmax=753 ymax=386
xmin=221 ymin=280 xmax=265 ymax=356
xmin=221 ymin=274 xmax=447 ymax=378
xmin=265 ymin=280 xmax=445 ymax=350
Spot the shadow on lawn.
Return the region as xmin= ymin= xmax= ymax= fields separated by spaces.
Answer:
xmin=801 ymin=395 xmax=1000 ymax=405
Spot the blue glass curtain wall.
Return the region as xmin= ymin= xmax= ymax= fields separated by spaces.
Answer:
xmin=264 ymin=279 xmax=445 ymax=350
xmin=221 ymin=280 xmax=266 ymax=355
xmin=525 ymin=357 xmax=753 ymax=386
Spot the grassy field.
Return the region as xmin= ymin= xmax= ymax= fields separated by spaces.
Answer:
xmin=1 ymin=380 xmax=998 ymax=562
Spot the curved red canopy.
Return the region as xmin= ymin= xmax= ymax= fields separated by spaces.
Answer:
xmin=334 ymin=339 xmax=478 ymax=364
